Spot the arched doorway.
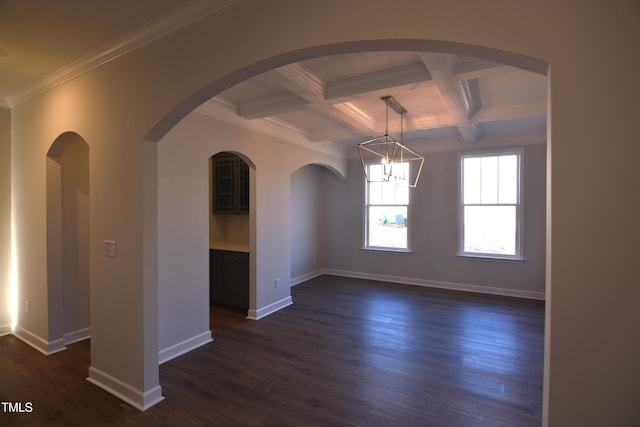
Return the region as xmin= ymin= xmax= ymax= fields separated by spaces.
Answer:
xmin=149 ymin=41 xmax=546 ymax=324
xmin=147 ymin=40 xmax=547 ymax=409
xmin=46 ymin=132 xmax=90 ymax=352
xmin=209 ymin=151 xmax=255 ymax=316
xmin=290 ymin=163 xmax=346 ymax=285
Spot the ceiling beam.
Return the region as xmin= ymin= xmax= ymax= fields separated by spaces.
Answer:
xmin=270 ymin=63 xmax=325 ymax=101
xmin=324 ymin=62 xmax=432 ymax=100
xmin=418 ymin=53 xmax=479 ymax=143
xmin=236 ymin=92 xmax=308 ymax=119
xmin=473 ymin=101 xmax=547 ymax=123
xmin=236 ymin=61 xmax=434 ymax=136
xmin=452 ymin=57 xmax=517 ymax=81
xmin=328 ymin=102 xmax=378 ymax=133
xmin=268 ymin=63 xmax=379 ymax=135
xmin=456 ymin=79 xmax=481 ymax=118
xmin=195 ymin=97 xmax=348 ymax=157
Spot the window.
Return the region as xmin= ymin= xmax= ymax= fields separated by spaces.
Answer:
xmin=459 ymin=149 xmax=522 ymax=259
xmin=365 ymin=162 xmax=410 ymax=251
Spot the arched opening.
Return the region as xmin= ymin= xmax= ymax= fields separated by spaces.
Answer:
xmin=290 ymin=163 xmax=345 ymax=285
xmin=46 ymin=132 xmax=90 ymax=353
xmin=149 ymin=41 xmax=547 ymax=405
xmin=145 ymin=40 xmax=546 ymax=144
xmin=209 ymin=151 xmax=255 ymax=314
xmin=155 ymin=120 xmax=262 ymax=362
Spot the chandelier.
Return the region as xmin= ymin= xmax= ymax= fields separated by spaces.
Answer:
xmin=357 ymin=96 xmax=424 ymax=187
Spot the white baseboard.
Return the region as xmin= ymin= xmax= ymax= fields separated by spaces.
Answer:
xmin=322 ymin=268 xmax=546 ymax=301
xmin=291 ymin=269 xmax=324 ymax=286
xmin=159 ymin=330 xmax=212 ymax=364
xmin=12 ymin=326 xmax=67 ymax=355
xmin=247 ymin=296 xmax=293 ymax=320
xmin=87 ymin=366 xmax=164 ymax=411
xmin=11 ymin=326 xmax=91 ymax=355
xmin=0 ymin=323 xmax=11 ymax=336
xmin=63 ymin=327 xmax=91 ymax=345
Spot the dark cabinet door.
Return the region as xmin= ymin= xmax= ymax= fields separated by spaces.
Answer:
xmin=221 ymin=252 xmax=249 ymax=309
xmin=209 ymin=250 xmax=223 ymax=305
xmin=237 ymin=160 xmax=250 ymax=214
xmin=210 ymin=249 xmax=249 ymax=310
xmin=212 ymin=153 xmax=249 ymax=214
xmin=212 ymin=155 xmax=237 ymax=214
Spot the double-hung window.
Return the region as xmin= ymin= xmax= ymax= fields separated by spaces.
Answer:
xmin=365 ymin=162 xmax=410 ymax=251
xmin=459 ymin=149 xmax=523 ymax=259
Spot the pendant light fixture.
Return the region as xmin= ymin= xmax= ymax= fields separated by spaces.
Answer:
xmin=357 ymin=96 xmax=424 ymax=187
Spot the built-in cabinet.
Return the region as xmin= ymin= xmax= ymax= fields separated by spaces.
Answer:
xmin=210 ymin=249 xmax=249 ymax=310
xmin=210 ymin=152 xmax=250 ymax=310
xmin=212 ymin=153 xmax=249 ymax=215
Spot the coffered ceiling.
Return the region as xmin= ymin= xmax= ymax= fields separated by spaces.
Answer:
xmin=1 ymin=0 xmax=547 ymax=153
xmin=198 ymin=51 xmax=547 ymax=153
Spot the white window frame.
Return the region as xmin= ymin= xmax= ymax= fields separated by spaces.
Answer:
xmin=458 ymin=148 xmax=524 ymax=260
xmin=363 ymin=163 xmax=411 ymax=252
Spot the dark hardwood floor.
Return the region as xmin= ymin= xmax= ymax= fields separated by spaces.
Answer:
xmin=0 ymin=275 xmax=545 ymax=426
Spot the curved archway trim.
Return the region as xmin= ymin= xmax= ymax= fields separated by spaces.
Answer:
xmin=145 ymin=39 xmax=548 ymax=144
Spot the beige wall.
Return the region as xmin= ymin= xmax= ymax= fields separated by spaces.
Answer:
xmin=7 ymin=0 xmax=640 ymax=423
xmin=0 ymin=107 xmax=10 ymax=334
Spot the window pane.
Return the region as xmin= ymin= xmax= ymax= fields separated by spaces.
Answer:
xmin=395 ymin=182 xmax=409 ymax=205
xmin=464 ymin=205 xmax=516 ymax=255
xmin=381 ymin=181 xmax=397 ymax=204
xmin=365 ymin=163 xmax=409 ymax=205
xmin=369 ymin=164 xmax=385 ymax=181
xmin=480 ymin=156 xmax=498 ymax=204
xmin=368 ymin=206 xmax=407 ymax=248
xmin=369 ymin=181 xmax=382 ymax=205
xmin=463 ymin=157 xmax=481 ymax=204
xmin=498 ymin=155 xmax=518 ymax=204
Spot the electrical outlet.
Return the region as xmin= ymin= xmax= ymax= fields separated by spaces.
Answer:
xmin=104 ymin=240 xmax=117 ymax=258
xmin=275 ymin=278 xmax=280 ymax=288
xmin=25 ymin=300 xmax=29 ymax=314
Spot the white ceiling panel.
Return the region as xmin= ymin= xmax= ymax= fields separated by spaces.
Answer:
xmin=205 ymin=50 xmax=547 ymax=152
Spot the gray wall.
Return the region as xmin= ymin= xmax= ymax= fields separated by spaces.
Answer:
xmin=310 ymin=143 xmax=547 ymax=298
xmin=291 ymin=165 xmax=326 ymax=282
xmin=45 ymin=134 xmax=91 ymax=349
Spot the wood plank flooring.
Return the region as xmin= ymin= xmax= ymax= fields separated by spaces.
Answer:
xmin=0 ymin=275 xmax=545 ymax=426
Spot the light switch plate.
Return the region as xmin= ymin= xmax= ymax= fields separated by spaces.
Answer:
xmin=104 ymin=240 xmax=117 ymax=258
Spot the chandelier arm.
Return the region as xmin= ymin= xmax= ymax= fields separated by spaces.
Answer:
xmin=357 ymin=95 xmax=424 ymax=187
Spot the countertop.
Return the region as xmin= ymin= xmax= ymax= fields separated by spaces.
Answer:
xmin=209 ymin=242 xmax=250 ymax=253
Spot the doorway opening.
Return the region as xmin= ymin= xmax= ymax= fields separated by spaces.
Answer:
xmin=46 ymin=132 xmax=90 ymax=353
xmin=209 ymin=151 xmax=253 ymax=314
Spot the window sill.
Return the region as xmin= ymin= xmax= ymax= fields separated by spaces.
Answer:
xmin=457 ymin=253 xmax=525 ymax=262
xmin=362 ymin=247 xmax=412 ymax=254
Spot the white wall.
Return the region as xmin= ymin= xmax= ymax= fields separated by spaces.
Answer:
xmin=318 ymin=143 xmax=547 ymax=298
xmin=157 ymin=113 xmax=346 ymax=358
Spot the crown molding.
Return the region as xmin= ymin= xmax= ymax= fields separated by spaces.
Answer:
xmin=195 ymin=98 xmax=348 ymax=159
xmin=272 ymin=63 xmax=325 ymax=101
xmin=5 ymin=0 xmax=239 ymax=107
